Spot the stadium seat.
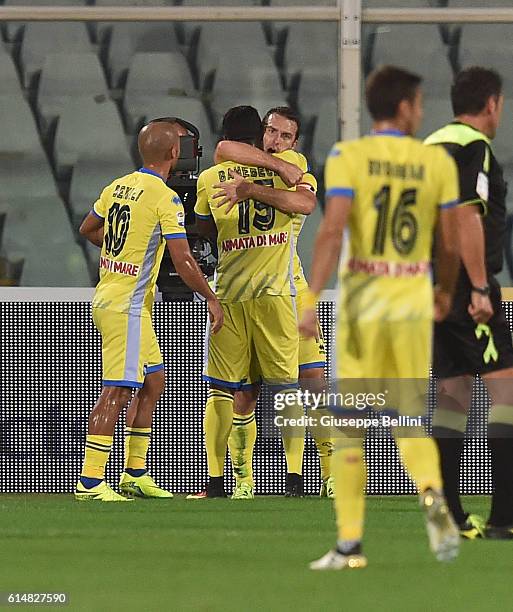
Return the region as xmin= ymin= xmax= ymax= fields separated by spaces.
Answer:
xmin=95 ymin=0 xmax=172 ymax=42
xmin=20 ymin=23 xmax=93 ymax=88
xmin=0 ymin=47 xmax=23 ymax=95
xmin=0 ymin=94 xmax=57 ymax=198
xmin=0 ymin=197 xmax=91 ymax=286
xmin=53 ymin=97 xmax=131 ymax=171
xmin=208 ymin=52 xmax=284 ymax=122
xmin=311 ymin=97 xmax=338 ymax=168
xmin=107 ymin=23 xmax=181 ymax=87
xmin=193 ymin=23 xmax=270 ymax=83
xmin=458 ymin=25 xmax=513 ymax=95
xmin=124 ymin=52 xmax=196 ymax=128
xmin=417 ymin=97 xmax=453 ymax=141
xmin=3 ymin=0 xmax=86 ymax=42
xmin=370 ymin=25 xmax=453 ymax=98
xmin=492 ymin=98 xmax=513 ymax=168
xmin=37 ymin=53 xmax=109 ymax=127
xmin=69 ymin=157 xmax=135 ymax=221
xmin=136 ymin=96 xmax=217 ymax=167
xmin=281 ymin=22 xmax=337 ymax=106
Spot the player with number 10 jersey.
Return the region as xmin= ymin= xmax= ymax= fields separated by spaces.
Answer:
xmin=92 ymin=167 xmax=186 ymax=387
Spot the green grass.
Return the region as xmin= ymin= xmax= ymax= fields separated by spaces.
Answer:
xmin=1 ymin=495 xmax=510 ymax=611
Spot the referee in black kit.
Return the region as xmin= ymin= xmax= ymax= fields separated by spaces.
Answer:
xmin=425 ymin=67 xmax=513 ymax=540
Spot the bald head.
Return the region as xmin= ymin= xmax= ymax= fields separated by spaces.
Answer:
xmin=138 ymin=121 xmax=180 ymax=166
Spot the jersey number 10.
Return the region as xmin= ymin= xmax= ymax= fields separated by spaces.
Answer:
xmin=372 ymin=186 xmax=418 ymax=256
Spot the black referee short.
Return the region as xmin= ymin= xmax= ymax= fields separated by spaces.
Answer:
xmin=433 ymin=279 xmax=513 ymax=378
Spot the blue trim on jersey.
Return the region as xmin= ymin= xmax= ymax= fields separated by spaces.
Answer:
xmin=92 ymin=209 xmax=104 ymax=219
xmin=103 ymin=379 xmax=144 ymax=389
xmin=138 ymin=167 xmax=165 ymax=181
xmin=299 ymin=361 xmax=326 ymax=371
xmin=163 ymin=232 xmax=187 ymax=240
xmin=195 ymin=213 xmax=212 ymax=220
xmin=439 ymin=199 xmax=460 ymax=210
xmin=202 ymin=374 xmax=243 ymax=389
xmin=372 ymin=129 xmax=405 ymax=137
xmin=326 ymin=187 xmax=354 ymax=198
xmin=267 ymin=382 xmax=300 ymax=391
xmin=146 ymin=363 xmax=165 ymax=374
xmin=240 ymin=380 xmax=262 ymax=390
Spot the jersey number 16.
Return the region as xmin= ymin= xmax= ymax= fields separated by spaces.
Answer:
xmin=372 ymin=186 xmax=418 ymax=256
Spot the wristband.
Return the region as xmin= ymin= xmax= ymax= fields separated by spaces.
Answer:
xmin=302 ymin=289 xmax=320 ymax=310
xmin=471 ymin=285 xmax=490 ymax=296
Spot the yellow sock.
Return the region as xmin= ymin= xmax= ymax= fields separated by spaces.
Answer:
xmin=228 ymin=411 xmax=256 ymax=486
xmin=204 ymin=388 xmax=233 ymax=477
xmin=309 ymin=409 xmax=334 ymax=480
xmin=81 ymin=434 xmax=113 ymax=480
xmin=396 ymin=437 xmax=443 ymax=493
xmin=281 ymin=394 xmax=305 ymax=474
xmin=315 ymin=436 xmax=334 ymax=481
xmin=333 ymin=445 xmax=366 ymax=542
xmin=125 ymin=427 xmax=151 ymax=471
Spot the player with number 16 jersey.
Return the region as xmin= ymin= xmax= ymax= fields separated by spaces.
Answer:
xmin=326 ymin=132 xmax=459 ymax=379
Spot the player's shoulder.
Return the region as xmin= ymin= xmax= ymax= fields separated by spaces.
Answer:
xmin=273 ymin=149 xmax=309 ymax=171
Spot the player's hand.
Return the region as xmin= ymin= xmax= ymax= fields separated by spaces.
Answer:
xmin=299 ymin=308 xmax=318 ymax=338
xmin=207 ymin=297 xmax=224 ymax=334
xmin=213 ymin=169 xmax=251 ymax=212
xmin=433 ymin=286 xmax=453 ymax=322
xmin=277 ymin=159 xmax=303 ymax=188
xmin=468 ymin=291 xmax=493 ymax=324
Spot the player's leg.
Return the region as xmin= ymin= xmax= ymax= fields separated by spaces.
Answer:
xmin=432 ymin=375 xmax=482 ymax=537
xmin=76 ymin=308 xmax=141 ymax=502
xmin=296 ymin=289 xmax=332 ymax=495
xmin=251 ymin=295 xmax=302 ymax=496
xmin=390 ymin=319 xmax=459 ymax=561
xmin=120 ymin=337 xmax=173 ymax=498
xmin=301 ymin=366 xmax=334 ymax=497
xmin=310 ymin=433 xmax=367 ymax=570
xmin=229 ymin=383 xmax=259 ymax=499
xmin=188 ymin=301 xmax=249 ymax=499
xmin=482 ymin=367 xmax=513 ymax=538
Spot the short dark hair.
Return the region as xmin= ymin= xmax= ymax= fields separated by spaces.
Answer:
xmin=263 ymin=106 xmax=301 ymax=140
xmin=222 ymin=105 xmax=262 ymax=146
xmin=451 ymin=67 xmax=502 ymax=116
xmin=365 ymin=65 xmax=422 ymax=121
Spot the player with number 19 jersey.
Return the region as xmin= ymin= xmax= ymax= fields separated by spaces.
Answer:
xmin=325 ymin=131 xmax=459 ymax=379
xmin=195 ymin=150 xmax=314 ymax=387
xmin=92 ymin=167 xmax=186 ymax=387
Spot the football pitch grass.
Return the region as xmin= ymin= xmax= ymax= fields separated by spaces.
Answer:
xmin=2 ymin=495 xmax=511 ymax=611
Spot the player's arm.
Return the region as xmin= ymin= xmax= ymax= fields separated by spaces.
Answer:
xmin=452 ymin=141 xmax=493 ymax=323
xmin=194 ymin=172 xmax=218 ymax=239
xmin=434 ymin=207 xmax=461 ymax=322
xmin=213 ymin=168 xmax=316 ymax=215
xmin=215 ymin=140 xmax=303 ymax=187
xmin=166 ymin=238 xmax=223 ymax=333
xmin=79 ymin=211 xmax=104 ymax=247
xmin=298 ymin=194 xmax=351 ymax=338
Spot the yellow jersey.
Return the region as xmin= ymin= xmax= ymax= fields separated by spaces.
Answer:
xmin=325 ymin=130 xmax=459 ymax=321
xmin=291 ymin=152 xmax=318 ymax=294
xmin=92 ymin=168 xmax=186 ymax=315
xmin=195 ymin=150 xmax=315 ymax=302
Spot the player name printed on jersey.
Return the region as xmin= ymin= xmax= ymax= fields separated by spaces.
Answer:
xmin=99 ymin=256 xmax=140 ymax=277
xmin=112 ymin=184 xmax=145 ymax=201
xmin=222 ymin=231 xmax=289 ymax=252
xmin=217 ymin=166 xmax=277 ymax=182
xmin=347 ymin=256 xmax=429 ymax=277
